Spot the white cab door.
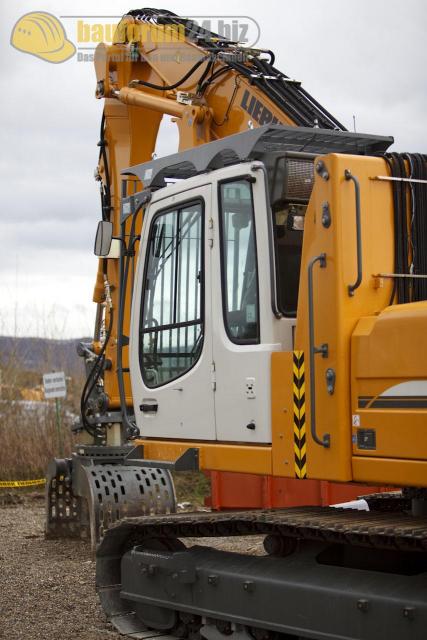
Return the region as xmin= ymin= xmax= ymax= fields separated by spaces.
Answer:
xmin=211 ymin=164 xmax=281 ymax=444
xmin=130 ymin=183 xmax=215 ymax=440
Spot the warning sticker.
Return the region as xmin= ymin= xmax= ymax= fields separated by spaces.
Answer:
xmin=352 ymin=414 xmax=360 ymax=427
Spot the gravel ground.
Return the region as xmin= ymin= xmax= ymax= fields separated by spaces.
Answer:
xmin=1 ymin=496 xmax=121 ymax=640
xmin=0 ymin=495 xmax=264 ymax=640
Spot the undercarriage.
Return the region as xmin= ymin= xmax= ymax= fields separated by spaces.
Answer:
xmin=96 ymin=506 xmax=427 ymax=640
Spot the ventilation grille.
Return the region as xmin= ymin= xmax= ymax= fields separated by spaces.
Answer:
xmin=285 ymin=159 xmax=315 ymax=201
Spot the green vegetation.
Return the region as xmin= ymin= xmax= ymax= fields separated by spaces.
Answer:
xmin=173 ymin=471 xmax=211 ymax=506
xmin=0 ymin=338 xmax=212 ymax=506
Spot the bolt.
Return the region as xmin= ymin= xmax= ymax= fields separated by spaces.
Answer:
xmin=322 ymin=202 xmax=331 ymax=228
xmin=316 ymin=160 xmax=329 ymax=181
xmin=403 ymin=607 xmax=415 ymax=620
xmin=357 ymin=599 xmax=369 ymax=612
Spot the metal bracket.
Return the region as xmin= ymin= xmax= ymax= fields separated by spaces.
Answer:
xmin=321 ymin=201 xmax=331 ymax=228
xmin=124 ymin=445 xmax=200 ymax=471
xmin=84 ymin=411 xmax=124 ymax=426
xmin=373 ymin=272 xmax=427 ymax=280
xmin=250 ymin=73 xmax=281 ymax=80
xmin=315 ymin=160 xmax=329 ymax=181
xmin=325 ymin=368 xmax=336 ymax=395
xmin=371 ymin=175 xmax=427 ymax=185
xmin=121 ymin=189 xmax=152 ymax=223
xmin=73 ymin=444 xmax=132 ymax=465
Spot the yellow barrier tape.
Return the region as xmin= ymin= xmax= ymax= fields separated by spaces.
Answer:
xmin=0 ymin=478 xmax=46 ymax=488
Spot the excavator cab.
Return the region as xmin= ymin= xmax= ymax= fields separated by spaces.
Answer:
xmin=123 ymin=127 xmax=392 ymax=449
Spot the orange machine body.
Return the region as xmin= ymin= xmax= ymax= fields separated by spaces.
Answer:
xmin=131 ymin=152 xmax=427 ymax=489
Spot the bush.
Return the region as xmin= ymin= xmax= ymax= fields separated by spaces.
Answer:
xmin=0 ymin=399 xmax=75 ymax=480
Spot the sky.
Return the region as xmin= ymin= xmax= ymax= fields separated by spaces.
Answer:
xmin=0 ymin=0 xmax=426 ymax=338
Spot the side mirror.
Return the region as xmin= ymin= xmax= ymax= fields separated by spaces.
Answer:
xmin=94 ymin=221 xmax=113 ymax=257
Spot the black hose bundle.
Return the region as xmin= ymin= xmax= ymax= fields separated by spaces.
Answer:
xmin=80 ymin=308 xmax=114 ymax=436
xmin=385 ymin=153 xmax=427 ymax=304
xmin=123 ymin=8 xmax=346 ymax=130
xmin=98 ymin=113 xmax=112 ymax=222
xmin=80 ymin=111 xmax=114 ymax=437
xmin=408 ymin=154 xmax=427 ymax=301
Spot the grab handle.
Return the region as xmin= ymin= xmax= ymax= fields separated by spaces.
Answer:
xmin=344 ymin=169 xmax=362 ymax=296
xmin=308 ymin=253 xmax=330 ymax=448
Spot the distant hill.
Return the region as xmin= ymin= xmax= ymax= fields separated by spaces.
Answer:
xmin=0 ymin=336 xmax=90 ymax=377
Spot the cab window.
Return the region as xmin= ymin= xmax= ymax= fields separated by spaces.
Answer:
xmin=141 ymin=201 xmax=203 ymax=387
xmin=219 ymin=179 xmax=260 ymax=344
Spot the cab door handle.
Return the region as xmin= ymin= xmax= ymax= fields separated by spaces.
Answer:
xmin=140 ymin=402 xmax=158 ymax=413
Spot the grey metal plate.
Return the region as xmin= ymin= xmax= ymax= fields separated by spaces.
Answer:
xmin=122 ymin=124 xmax=394 ymax=188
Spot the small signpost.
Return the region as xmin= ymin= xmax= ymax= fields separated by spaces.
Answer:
xmin=43 ymin=372 xmax=67 ymax=457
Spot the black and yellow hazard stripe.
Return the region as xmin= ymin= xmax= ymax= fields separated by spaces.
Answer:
xmin=293 ymin=350 xmax=307 ymax=479
xmin=0 ymin=478 xmax=46 ymax=488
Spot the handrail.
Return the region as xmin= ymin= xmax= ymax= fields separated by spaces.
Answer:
xmin=308 ymin=253 xmax=330 ymax=448
xmin=344 ymin=169 xmax=363 ymax=296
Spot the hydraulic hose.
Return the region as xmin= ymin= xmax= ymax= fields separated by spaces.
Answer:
xmin=131 ymin=55 xmax=210 ymax=91
xmin=80 ymin=307 xmax=114 ymax=436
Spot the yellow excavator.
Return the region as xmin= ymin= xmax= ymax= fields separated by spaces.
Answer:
xmin=46 ymin=9 xmax=427 ymax=639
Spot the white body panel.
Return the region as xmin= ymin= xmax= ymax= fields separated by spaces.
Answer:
xmin=210 ymin=164 xmax=281 ymax=443
xmin=130 ymin=182 xmax=216 ymax=440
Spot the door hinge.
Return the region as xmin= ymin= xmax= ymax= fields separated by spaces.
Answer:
xmin=211 ymin=361 xmax=216 ymax=391
xmin=208 ymin=217 xmax=214 ymax=248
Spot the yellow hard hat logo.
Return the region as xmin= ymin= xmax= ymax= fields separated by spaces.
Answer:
xmin=11 ymin=11 xmax=75 ymax=63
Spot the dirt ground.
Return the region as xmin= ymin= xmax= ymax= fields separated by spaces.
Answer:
xmin=0 ymin=495 xmax=264 ymax=640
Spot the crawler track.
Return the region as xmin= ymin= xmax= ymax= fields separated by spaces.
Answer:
xmin=98 ymin=505 xmax=427 ymax=555
xmin=96 ymin=507 xmax=427 ymax=640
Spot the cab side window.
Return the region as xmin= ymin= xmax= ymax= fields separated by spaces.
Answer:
xmin=141 ymin=201 xmax=203 ymax=387
xmin=219 ymin=180 xmax=260 ymax=344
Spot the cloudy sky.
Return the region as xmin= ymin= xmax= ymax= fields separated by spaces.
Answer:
xmin=0 ymin=0 xmax=426 ymax=338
